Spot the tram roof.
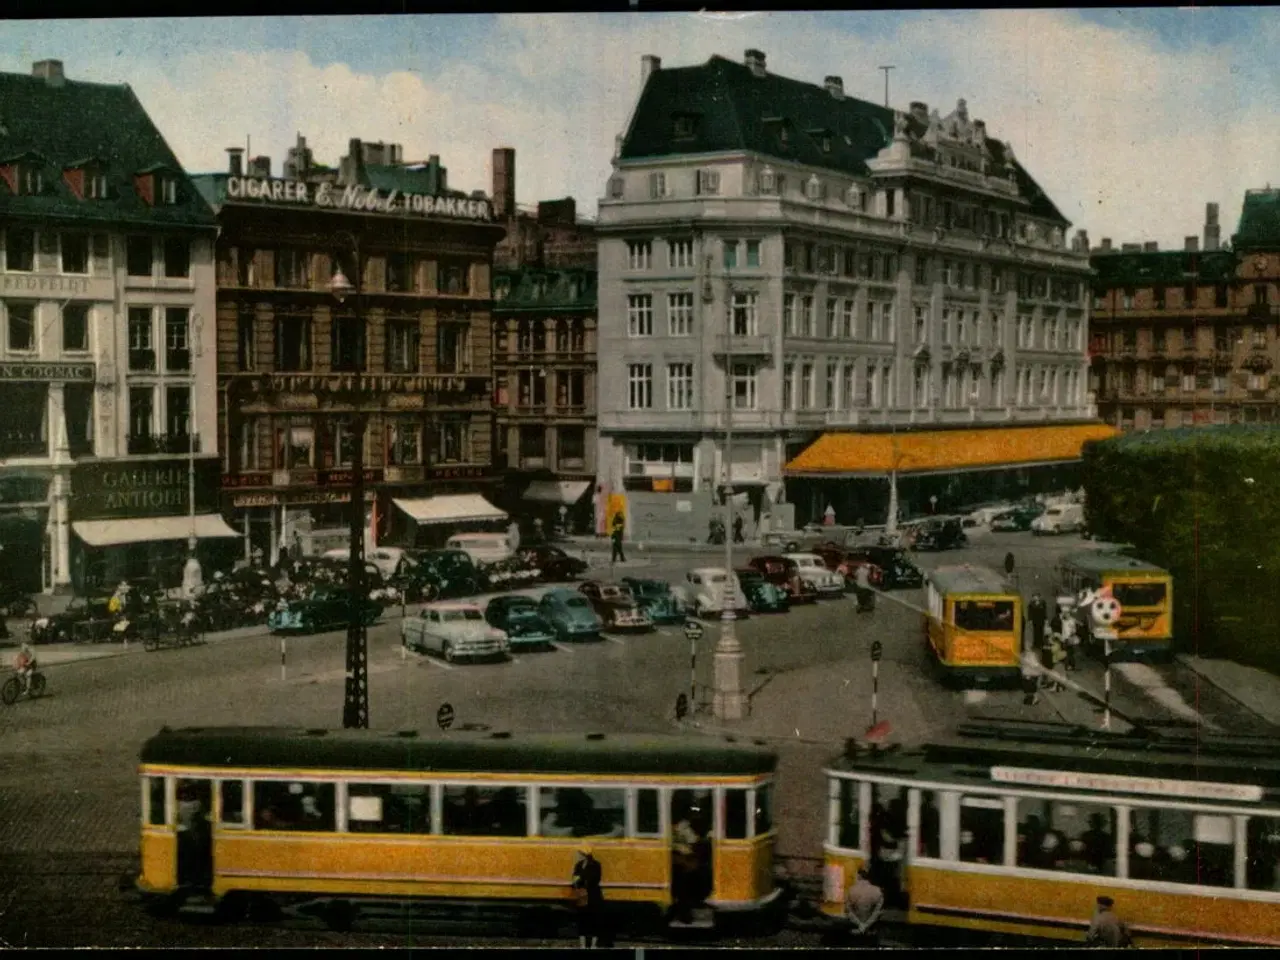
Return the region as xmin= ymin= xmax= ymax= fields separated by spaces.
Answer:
xmin=1058 ymin=550 xmax=1167 ymax=576
xmin=926 ymin=565 xmax=1014 ymax=596
xmin=140 ymin=727 xmax=778 ymax=777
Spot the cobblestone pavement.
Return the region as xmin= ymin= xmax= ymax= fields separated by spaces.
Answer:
xmin=0 ymin=532 xmax=1271 ymax=947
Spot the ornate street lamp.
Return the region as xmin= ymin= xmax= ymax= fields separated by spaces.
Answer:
xmin=183 ymin=313 xmax=205 ymax=600
xmin=714 ymin=277 xmax=746 ymax=721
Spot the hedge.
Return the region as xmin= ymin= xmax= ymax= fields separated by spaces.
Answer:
xmin=1080 ymin=425 xmax=1280 ymax=672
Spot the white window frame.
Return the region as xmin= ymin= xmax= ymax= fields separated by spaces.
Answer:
xmin=627 ymin=363 xmax=654 ymax=410
xmin=627 ymin=241 xmax=652 ymax=271
xmin=667 ymin=292 xmax=693 ymax=337
xmin=842 ymin=300 xmax=856 ymax=339
xmin=783 ymin=294 xmax=796 ymax=336
xmin=731 ymin=362 xmax=758 ymax=410
xmin=803 ymin=296 xmax=815 ymax=337
xmin=627 ymin=294 xmax=653 ymax=337
xmin=668 ymin=238 xmax=694 ymax=269
xmin=667 ymin=362 xmax=694 ymax=410
xmin=648 ymin=172 xmax=667 ymax=200
xmin=697 ymin=169 xmax=721 ymax=196
xmin=826 ymin=299 xmax=838 ymax=338
xmin=881 ymin=302 xmax=895 ymax=344
xmin=731 ymin=292 xmax=758 ymax=336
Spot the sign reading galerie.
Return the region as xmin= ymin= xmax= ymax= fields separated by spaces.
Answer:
xmin=224 ymin=176 xmax=493 ymax=222
xmin=71 ymin=458 xmax=220 ymax=522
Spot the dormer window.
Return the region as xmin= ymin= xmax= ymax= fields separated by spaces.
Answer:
xmin=0 ymin=152 xmax=47 ymax=197
xmin=673 ymin=114 xmax=698 ymax=140
xmin=87 ymin=172 xmax=108 ymax=198
xmin=20 ymin=166 xmax=43 ymax=195
xmin=160 ymin=177 xmax=177 ymax=205
xmin=805 ymin=176 xmax=826 ymax=201
xmin=135 ymin=165 xmax=180 ymax=207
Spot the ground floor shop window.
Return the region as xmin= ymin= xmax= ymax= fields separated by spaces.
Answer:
xmin=0 ymin=383 xmax=47 ymax=457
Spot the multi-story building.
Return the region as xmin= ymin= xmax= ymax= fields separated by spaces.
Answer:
xmin=1091 ymin=196 xmax=1280 ymax=430
xmin=596 ymin=51 xmax=1099 ymax=538
xmin=0 ymin=59 xmax=222 ymax=593
xmin=193 ymin=136 xmax=506 ymax=559
xmin=490 ymin=148 xmax=599 ymax=533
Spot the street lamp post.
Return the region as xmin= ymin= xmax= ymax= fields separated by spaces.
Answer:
xmin=713 ymin=278 xmax=746 ymax=721
xmin=330 ymin=235 xmax=370 ymax=730
xmin=183 ymin=313 xmax=205 ymax=600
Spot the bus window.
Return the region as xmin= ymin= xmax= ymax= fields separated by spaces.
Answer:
xmin=539 ymin=786 xmax=625 ymax=838
xmin=219 ymin=780 xmax=246 ymax=827
xmin=830 ymin=778 xmax=860 ymax=850
xmin=253 ymin=781 xmax=335 ymax=832
xmin=1247 ymin=816 xmax=1280 ymax=892
xmin=954 ymin=601 xmax=1015 ymax=632
xmin=1016 ymin=798 xmax=1116 ymax=876
xmin=1128 ymin=807 xmax=1232 ymax=887
xmin=724 ymin=789 xmax=749 ymax=840
xmin=635 ymin=788 xmax=662 ymax=838
xmin=347 ymin=782 xmax=432 ymax=835
xmin=754 ymin=783 xmax=774 ymax=836
xmin=1111 ymin=581 xmax=1167 ymax=607
xmin=918 ymin=790 xmax=941 ymax=859
xmin=147 ymin=776 xmax=167 ymax=826
xmin=443 ymin=785 xmax=528 ymax=837
xmin=959 ymin=795 xmax=1004 ymax=865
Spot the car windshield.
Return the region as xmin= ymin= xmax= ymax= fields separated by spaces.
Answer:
xmin=565 ymin=597 xmax=591 ymax=609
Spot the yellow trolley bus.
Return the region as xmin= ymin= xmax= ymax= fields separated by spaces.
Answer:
xmin=1058 ymin=550 xmax=1174 ymax=661
xmin=822 ymin=720 xmax=1280 ymax=947
xmin=136 ymin=726 xmax=782 ymax=935
xmin=923 ymin=566 xmax=1022 ymax=686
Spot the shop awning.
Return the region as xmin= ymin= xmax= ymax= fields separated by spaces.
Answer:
xmin=72 ymin=513 xmax=241 ymax=548
xmin=785 ymin=423 xmax=1120 ymax=478
xmin=522 ymin=480 xmax=592 ymax=505
xmin=393 ymin=494 xmax=508 ymax=526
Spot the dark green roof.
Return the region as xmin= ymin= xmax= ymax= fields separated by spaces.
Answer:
xmin=1059 ymin=550 xmax=1166 ymax=576
xmin=1233 ymin=189 xmax=1280 ymax=251
xmin=621 ymin=55 xmax=1065 ymax=223
xmin=1097 ymin=423 xmax=1280 ymax=452
xmin=493 ymin=267 xmax=597 ymax=312
xmin=926 ymin=565 xmax=1014 ymax=596
xmin=1090 ymin=248 xmax=1236 ymax=288
xmin=0 ymin=70 xmax=214 ymax=229
xmin=140 ymin=727 xmax=778 ymax=777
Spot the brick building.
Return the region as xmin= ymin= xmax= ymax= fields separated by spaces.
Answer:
xmin=192 ymin=136 xmax=506 ymax=559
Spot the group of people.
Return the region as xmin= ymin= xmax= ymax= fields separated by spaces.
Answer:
xmin=1022 ymin=591 xmax=1082 ymax=705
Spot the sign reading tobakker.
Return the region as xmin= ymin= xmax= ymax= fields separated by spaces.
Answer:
xmin=225 ymin=176 xmax=494 ymax=222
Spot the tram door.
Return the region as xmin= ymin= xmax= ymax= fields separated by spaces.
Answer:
xmin=869 ymin=783 xmax=908 ymax=907
xmin=670 ymin=789 xmax=713 ymax=916
xmin=175 ymin=778 xmax=214 ymax=890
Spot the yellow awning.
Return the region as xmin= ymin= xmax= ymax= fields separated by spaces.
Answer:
xmin=785 ymin=423 xmax=1120 ymax=478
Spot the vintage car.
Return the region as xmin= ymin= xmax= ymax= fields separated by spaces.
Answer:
xmin=484 ymin=595 xmax=557 ymax=651
xmin=678 ymin=568 xmax=750 ymax=620
xmin=734 ymin=568 xmax=791 ymax=613
xmin=401 ymin=602 xmax=508 ymax=663
xmin=578 ymin=580 xmax=653 ymax=632
xmin=402 ymin=549 xmax=486 ymax=598
xmin=620 ymin=577 xmax=687 ymax=624
xmin=990 ymin=505 xmax=1043 ymax=533
xmin=538 ymin=587 xmax=604 ymax=642
xmin=809 ymin=542 xmax=884 ymax=589
xmin=783 ymin=553 xmax=847 ymax=597
xmin=518 ymin=544 xmax=589 ymax=582
xmin=912 ymin=516 xmax=970 ymax=550
xmin=323 ymin=546 xmax=406 ymax=581
xmin=848 ymin=545 xmax=925 ymax=589
xmin=30 ymin=594 xmax=116 ymax=644
xmin=267 ymin=586 xmax=380 ymax=635
xmin=745 ymin=555 xmax=819 ymax=604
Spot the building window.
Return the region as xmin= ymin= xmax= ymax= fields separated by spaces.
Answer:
xmin=126 ymin=236 xmax=152 ymax=277
xmin=331 ymin=315 xmax=366 ymax=372
xmin=385 ymin=252 xmax=416 ymax=293
xmin=667 ymin=362 xmax=694 ymax=410
xmin=955 ymin=310 xmax=967 ymax=346
xmin=825 ymin=362 xmax=837 ymax=408
xmin=826 ymin=299 xmax=838 ymax=338
xmin=275 ymin=248 xmax=310 ymax=288
xmin=1213 ymin=373 xmax=1227 ymax=394
xmin=275 ymin=313 xmax=311 ymax=372
xmin=1254 ymin=326 xmax=1267 ymax=348
xmin=85 ymin=171 xmax=108 ymax=199
xmin=915 ymin=367 xmax=928 ymax=408
xmin=782 ymin=363 xmax=794 ymax=410
xmin=164 ymin=307 xmax=190 ymax=372
xmin=559 ymin=426 xmax=586 ymax=465
xmin=783 ymin=294 xmax=796 ymax=336
xmin=438 ymin=258 xmax=471 ymax=295
xmin=437 ymin=321 xmax=469 ymax=374
xmin=803 ymin=296 xmax=815 ymax=337
xmin=842 ymin=363 xmax=856 ymax=410
xmin=881 ymin=302 xmax=895 ymax=343
xmin=1182 ymin=372 xmax=1195 ymax=393
xmin=914 ymin=305 xmax=927 ymax=343
xmin=731 ymin=292 xmax=758 ymax=336
xmin=731 ymin=362 xmax=758 ymax=410
xmin=237 ymin=248 xmax=257 ymax=287
xmin=1216 ymin=284 xmax=1229 ymax=308
xmin=627 ymin=240 xmax=652 ymax=270
xmin=838 ymin=300 xmax=852 ymax=339
xmin=163 ymin=238 xmax=190 ymax=279
xmin=723 ymin=240 xmax=738 ymax=270
xmin=158 ymin=177 xmax=177 ymax=205
xmin=668 ymin=292 xmax=693 ymax=336
xmin=648 ymin=172 xmax=667 ymax=199
xmin=60 ymin=234 xmax=89 ymax=275
xmin=166 ymin=385 xmax=191 ymax=438
xmin=745 ymin=240 xmax=761 ymax=268
xmin=866 ymin=362 xmax=878 ymax=407
xmin=914 ymin=256 xmax=929 ymax=285
xmin=5 ymin=301 xmax=35 ymax=353
xmin=125 ymin=306 xmax=154 ymax=370
xmin=940 ymin=309 xmax=951 ymax=345
xmin=277 ymin=423 xmax=315 ymax=469
xmin=627 ymin=294 xmax=654 ymax=336
xmin=668 ymin=238 xmax=693 ymax=269
xmin=990 ymin=312 xmax=1002 ymax=346
xmin=697 ymin=170 xmax=721 ymax=196
xmin=1249 ymin=372 xmax=1268 ymax=391
xmin=128 ymin=385 xmax=154 ymax=440
xmin=60 ymin=303 xmax=89 ymax=353
xmin=627 ymin=363 xmax=653 ymax=409
xmin=433 ymin=419 xmax=468 ymax=464
xmin=1122 ymin=291 xmax=1134 ymax=310
xmin=386 ymin=319 xmax=420 ymax=373
xmin=800 ymin=363 xmax=813 ymax=409
xmin=942 ymin=367 xmax=954 ymax=407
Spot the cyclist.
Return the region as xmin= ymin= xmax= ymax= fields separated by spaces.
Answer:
xmin=13 ymin=641 xmax=36 ymax=694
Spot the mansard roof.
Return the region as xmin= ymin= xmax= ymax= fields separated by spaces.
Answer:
xmin=1233 ymin=189 xmax=1280 ymax=251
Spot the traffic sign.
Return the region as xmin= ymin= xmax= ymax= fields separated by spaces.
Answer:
xmin=436 ymin=702 xmax=455 ymax=731
xmin=870 ymin=640 xmax=883 ymax=662
xmin=675 ymin=692 xmax=689 ymax=720
xmin=683 ymin=620 xmax=705 ymax=641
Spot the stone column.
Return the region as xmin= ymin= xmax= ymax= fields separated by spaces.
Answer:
xmin=48 ymin=383 xmax=73 ymax=591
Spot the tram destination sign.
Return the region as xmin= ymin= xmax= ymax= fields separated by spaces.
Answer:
xmin=990 ymin=766 xmax=1263 ymax=803
xmin=224 ymin=176 xmax=493 ymax=222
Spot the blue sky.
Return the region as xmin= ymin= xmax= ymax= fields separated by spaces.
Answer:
xmin=5 ymin=10 xmax=1279 ymax=248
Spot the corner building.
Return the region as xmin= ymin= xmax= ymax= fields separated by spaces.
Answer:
xmin=596 ymin=51 xmax=1101 ymax=537
xmin=194 ymin=137 xmax=505 ymax=560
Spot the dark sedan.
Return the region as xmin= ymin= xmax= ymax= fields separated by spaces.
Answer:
xmin=991 ymin=504 xmax=1044 ymax=532
xmin=746 ymin=555 xmax=819 ymax=604
xmin=484 ymin=595 xmax=557 ymax=651
xmin=620 ymin=577 xmax=686 ymax=624
xmin=912 ymin=517 xmax=968 ymax=551
xmin=518 ymin=545 xmax=589 ymax=582
xmin=578 ymin=580 xmax=653 ymax=632
xmin=848 ymin=546 xmax=925 ymax=589
xmin=735 ymin=568 xmax=791 ymax=613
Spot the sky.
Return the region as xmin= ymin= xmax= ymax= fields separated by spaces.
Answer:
xmin=4 ymin=9 xmax=1280 ymax=250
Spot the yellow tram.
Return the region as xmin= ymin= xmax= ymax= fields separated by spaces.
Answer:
xmin=923 ymin=566 xmax=1022 ymax=685
xmin=822 ymin=721 xmax=1280 ymax=947
xmin=136 ymin=726 xmax=781 ymax=934
xmin=1058 ymin=550 xmax=1174 ymax=661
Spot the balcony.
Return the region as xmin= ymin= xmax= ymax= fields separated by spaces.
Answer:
xmin=127 ymin=433 xmax=201 ymax=456
xmin=128 ymin=348 xmax=156 ymax=372
xmin=714 ymin=334 xmax=774 ymax=358
xmin=165 ymin=348 xmax=190 ymax=373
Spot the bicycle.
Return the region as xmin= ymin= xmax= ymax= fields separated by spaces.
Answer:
xmin=2 ymin=669 xmax=47 ymax=705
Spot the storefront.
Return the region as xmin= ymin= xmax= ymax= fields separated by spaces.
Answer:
xmin=519 ymin=476 xmax=593 ymax=536
xmin=0 ymin=473 xmax=51 ymax=594
xmin=389 ymin=488 xmax=508 ymax=549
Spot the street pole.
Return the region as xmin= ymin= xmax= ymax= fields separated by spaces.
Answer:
xmin=714 ymin=275 xmax=746 ymax=721
xmin=1102 ymin=635 xmax=1112 ymax=731
xmin=184 ymin=314 xmax=204 ymax=600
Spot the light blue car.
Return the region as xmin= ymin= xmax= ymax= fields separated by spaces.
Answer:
xmin=538 ymin=587 xmax=603 ymax=643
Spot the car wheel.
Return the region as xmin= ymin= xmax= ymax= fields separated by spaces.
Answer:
xmin=443 ymin=641 xmax=456 ymax=664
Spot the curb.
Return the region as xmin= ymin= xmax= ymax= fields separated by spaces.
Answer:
xmin=1175 ymin=653 xmax=1280 ymax=727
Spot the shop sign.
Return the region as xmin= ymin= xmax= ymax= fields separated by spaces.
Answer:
xmin=426 ymin=464 xmax=490 ymax=480
xmin=224 ymin=176 xmax=493 ymax=222
xmin=72 ymin=457 xmax=219 ymax=521
xmin=221 ymin=472 xmax=274 ymax=489
xmin=318 ymin=468 xmax=384 ymax=486
xmin=0 ymin=275 xmax=93 ymax=296
xmin=230 ymin=489 xmax=375 ymax=508
xmin=0 ymin=361 xmax=95 ymax=382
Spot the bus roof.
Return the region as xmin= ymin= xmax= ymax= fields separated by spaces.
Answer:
xmin=927 ymin=565 xmax=1014 ymax=596
xmin=1059 ymin=550 xmax=1167 ymax=576
xmin=140 ymin=727 xmax=778 ymax=777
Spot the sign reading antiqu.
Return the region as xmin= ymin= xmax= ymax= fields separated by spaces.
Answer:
xmin=224 ymin=176 xmax=493 ymax=222
xmin=72 ymin=458 xmax=220 ymax=522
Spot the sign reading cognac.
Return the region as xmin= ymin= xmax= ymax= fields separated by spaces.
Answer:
xmin=224 ymin=176 xmax=493 ymax=222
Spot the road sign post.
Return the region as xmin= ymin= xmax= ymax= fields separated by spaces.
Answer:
xmin=684 ymin=620 xmax=704 ymax=711
xmin=280 ymin=636 xmax=286 ymax=682
xmin=1102 ymin=637 xmax=1112 ymax=731
xmin=437 ymin=702 xmax=455 ymax=731
xmin=870 ymin=640 xmax=883 ymax=729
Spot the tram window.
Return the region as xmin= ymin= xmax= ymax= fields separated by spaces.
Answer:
xmin=538 ymin=787 xmax=625 ymax=838
xmin=755 ymin=783 xmax=774 ymax=836
xmin=443 ymin=785 xmax=529 ymax=837
xmin=1246 ymin=816 xmax=1280 ymax=892
xmin=830 ymin=778 xmax=860 ymax=849
xmin=1128 ymin=807 xmax=1232 ymax=887
xmin=959 ymin=795 xmax=1004 ymax=865
xmin=870 ymin=784 xmax=907 ymax=860
xmin=672 ymin=789 xmax=713 ymax=846
xmin=347 ymin=783 xmax=432 ymax=835
xmin=724 ymin=789 xmax=749 ymax=840
xmin=918 ymin=790 xmax=941 ymax=859
xmin=954 ymin=600 xmax=1015 ymax=631
xmin=147 ymin=777 xmax=166 ymax=826
xmin=1111 ymin=581 xmax=1166 ymax=608
xmin=636 ymin=789 xmax=661 ymax=838
xmin=253 ymin=781 xmax=335 ymax=832
xmin=1015 ymin=798 xmax=1116 ymax=876
xmin=219 ymin=780 xmax=245 ymax=826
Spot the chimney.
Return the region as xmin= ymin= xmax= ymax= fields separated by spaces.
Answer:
xmin=1185 ymin=236 xmax=1199 ymax=252
xmin=492 ymin=147 xmax=516 ymax=220
xmin=339 ymin=138 xmax=365 ymax=186
xmin=392 ymin=144 xmax=402 ymax=165
xmin=1143 ymin=241 xmax=1159 ymax=252
xmin=1101 ymin=238 xmax=1112 ymax=252
xmin=744 ymin=49 xmax=767 ymax=78
xmin=641 ymin=55 xmax=662 ymax=82
xmin=824 ymin=75 xmax=844 ymax=100
xmin=909 ymin=101 xmax=928 ymax=123
xmin=248 ymin=156 xmax=271 ymax=178
xmin=972 ymin=119 xmax=986 ymax=143
xmin=1072 ymin=229 xmax=1089 ymax=252
xmin=284 ymin=133 xmax=312 ymax=180
xmin=226 ymin=148 xmax=244 ymax=177
xmin=1204 ymin=201 xmax=1221 ymax=251
xmin=32 ymin=59 xmax=65 ymax=87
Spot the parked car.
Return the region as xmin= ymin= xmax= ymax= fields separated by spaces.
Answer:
xmin=620 ymin=577 xmax=686 ymax=624
xmin=538 ymin=587 xmax=604 ymax=642
xmin=323 ymin=546 xmax=406 ymax=581
xmin=30 ymin=595 xmax=115 ymax=644
xmin=578 ymin=580 xmax=653 ymax=632
xmin=401 ymin=602 xmax=508 ymax=663
xmin=518 ymin=544 xmax=589 ymax=582
xmin=746 ymin=555 xmax=819 ymax=604
xmin=849 ymin=545 xmax=925 ymax=589
xmin=911 ymin=517 xmax=969 ymax=551
xmin=990 ymin=504 xmax=1044 ymax=533
xmin=783 ymin=553 xmax=846 ymax=597
xmin=833 ymin=554 xmax=884 ymax=589
xmin=735 ymin=568 xmax=791 ymax=613
xmin=678 ymin=568 xmax=750 ymax=619
xmin=1031 ymin=502 xmax=1085 ymax=535
xmin=484 ymin=595 xmax=557 ymax=651
xmin=446 ymin=533 xmax=515 ymax=566
xmin=268 ymin=586 xmax=380 ymax=634
xmin=403 ymin=549 xmax=486 ymax=598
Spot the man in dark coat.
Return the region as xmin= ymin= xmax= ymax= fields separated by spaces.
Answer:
xmin=571 ymin=846 xmax=606 ymax=947
xmin=1027 ymin=593 xmax=1049 ymax=677
xmin=610 ymin=514 xmax=626 ymax=564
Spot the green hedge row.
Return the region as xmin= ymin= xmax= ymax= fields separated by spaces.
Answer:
xmin=1080 ymin=425 xmax=1280 ymax=671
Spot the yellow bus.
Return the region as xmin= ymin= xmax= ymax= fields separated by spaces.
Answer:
xmin=1057 ymin=551 xmax=1174 ymax=661
xmin=822 ymin=720 xmax=1280 ymax=947
xmin=136 ymin=726 xmax=782 ymax=936
xmin=923 ymin=566 xmax=1022 ymax=686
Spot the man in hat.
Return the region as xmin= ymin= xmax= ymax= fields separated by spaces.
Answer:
xmin=571 ymin=844 xmax=605 ymax=948
xmin=842 ymin=866 xmax=885 ymax=945
xmin=1085 ymin=895 xmax=1131 ymax=947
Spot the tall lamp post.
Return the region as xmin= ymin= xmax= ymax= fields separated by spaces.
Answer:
xmin=183 ymin=313 xmax=205 ymax=599
xmin=713 ymin=277 xmax=746 ymax=721
xmin=329 ymin=234 xmax=370 ymax=730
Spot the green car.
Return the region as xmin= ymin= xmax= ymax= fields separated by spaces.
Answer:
xmin=268 ymin=587 xmax=380 ymax=634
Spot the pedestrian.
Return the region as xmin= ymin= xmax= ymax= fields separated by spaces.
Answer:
xmin=1058 ymin=596 xmax=1080 ymax=671
xmin=1027 ymin=593 xmax=1048 ymax=678
xmin=571 ymin=845 xmax=605 ymax=948
xmin=842 ymin=867 xmax=884 ymax=946
xmin=1021 ymin=646 xmax=1040 ymax=706
xmin=732 ymin=513 xmax=744 ymax=544
xmin=1085 ymin=895 xmax=1132 ymax=948
xmin=610 ymin=513 xmax=626 ymax=564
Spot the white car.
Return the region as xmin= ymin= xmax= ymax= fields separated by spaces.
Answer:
xmin=1031 ymin=503 xmax=1085 ymax=536
xmin=401 ymin=602 xmax=509 ymax=663
xmin=784 ymin=553 xmax=846 ymax=596
xmin=679 ymin=568 xmax=749 ymax=619
xmin=323 ymin=546 xmax=406 ymax=581
xmin=446 ymin=533 xmax=514 ymax=565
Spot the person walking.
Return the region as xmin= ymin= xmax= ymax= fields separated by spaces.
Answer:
xmin=732 ymin=513 xmax=745 ymax=544
xmin=842 ymin=867 xmax=885 ymax=946
xmin=609 ymin=513 xmax=626 ymax=564
xmin=1085 ymin=895 xmax=1132 ymax=948
xmin=1058 ymin=596 xmax=1080 ymax=671
xmin=571 ymin=846 xmax=605 ymax=948
xmin=1027 ymin=593 xmax=1049 ymax=681
xmin=1020 ymin=645 xmax=1041 ymax=706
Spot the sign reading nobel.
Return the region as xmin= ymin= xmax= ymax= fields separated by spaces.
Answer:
xmin=72 ymin=458 xmax=220 ymax=522
xmin=225 ymin=176 xmax=493 ymax=222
